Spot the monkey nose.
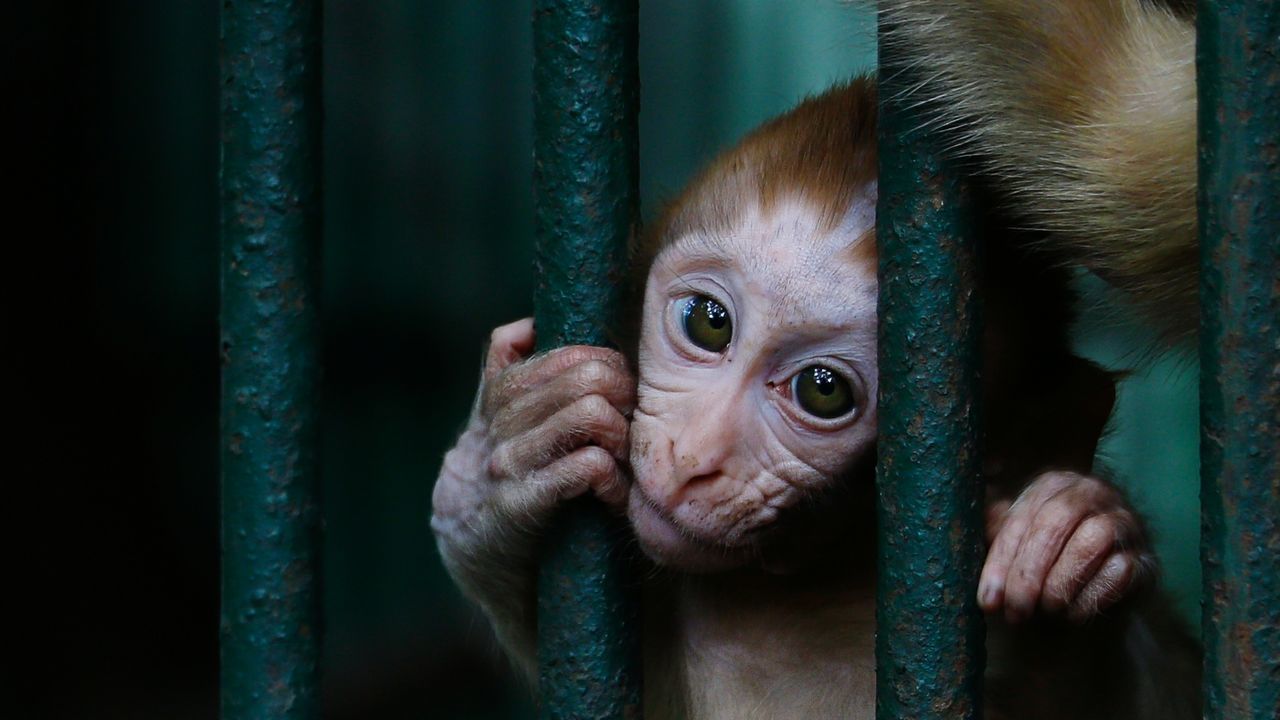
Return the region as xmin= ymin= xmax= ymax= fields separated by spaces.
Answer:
xmin=669 ymin=430 xmax=733 ymax=494
xmin=635 ymin=432 xmax=723 ymax=515
xmin=673 ymin=447 xmax=721 ymax=484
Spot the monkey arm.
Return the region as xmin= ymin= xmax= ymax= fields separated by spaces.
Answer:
xmin=880 ymin=0 xmax=1198 ymax=340
xmin=976 ymin=328 xmax=1157 ymax=622
xmin=431 ymin=318 xmax=635 ymax=681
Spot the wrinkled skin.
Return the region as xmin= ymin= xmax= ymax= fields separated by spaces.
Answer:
xmin=627 ymin=198 xmax=881 ymax=573
xmin=431 ymin=194 xmax=1153 ymax=647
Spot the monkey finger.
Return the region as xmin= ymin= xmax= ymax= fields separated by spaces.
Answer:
xmin=487 ymin=394 xmax=631 ymax=481
xmin=501 ymin=446 xmax=629 ymax=519
xmin=483 ymin=318 xmax=537 ymax=383
xmin=1067 ymin=552 xmax=1135 ymax=623
xmin=483 ymin=345 xmax=630 ymax=419
xmin=1040 ymin=513 xmax=1118 ymax=614
xmin=978 ymin=483 xmax=1060 ymax=615
xmin=1002 ymin=496 xmax=1093 ymax=623
xmin=490 ymin=358 xmax=636 ymax=442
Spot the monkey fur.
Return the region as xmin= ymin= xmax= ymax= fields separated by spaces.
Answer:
xmin=432 ymin=76 xmax=1200 ymax=718
xmin=878 ymin=0 xmax=1198 ymax=341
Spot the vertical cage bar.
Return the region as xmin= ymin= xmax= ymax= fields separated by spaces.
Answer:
xmin=875 ymin=13 xmax=986 ymax=720
xmin=532 ymin=1 xmax=643 ymax=718
xmin=1197 ymin=1 xmax=1280 ymax=718
xmin=220 ymin=1 xmax=323 ymax=718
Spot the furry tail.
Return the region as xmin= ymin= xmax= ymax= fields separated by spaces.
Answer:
xmin=879 ymin=0 xmax=1198 ymax=340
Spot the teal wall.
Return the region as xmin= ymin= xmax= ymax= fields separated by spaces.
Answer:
xmin=17 ymin=2 xmax=1196 ymax=718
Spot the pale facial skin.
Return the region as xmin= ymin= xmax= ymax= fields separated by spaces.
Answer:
xmin=624 ymin=195 xmax=1144 ymax=619
xmin=627 ymin=196 xmax=880 ymax=572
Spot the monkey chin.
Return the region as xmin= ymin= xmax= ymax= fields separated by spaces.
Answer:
xmin=626 ymin=485 xmax=756 ymax=573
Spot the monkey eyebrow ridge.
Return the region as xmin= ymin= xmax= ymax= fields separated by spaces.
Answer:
xmin=660 ymin=232 xmax=737 ymax=268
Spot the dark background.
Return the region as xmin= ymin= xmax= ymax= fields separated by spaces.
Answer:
xmin=9 ymin=2 xmax=1196 ymax=718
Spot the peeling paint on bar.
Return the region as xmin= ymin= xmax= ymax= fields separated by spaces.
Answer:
xmin=219 ymin=2 xmax=323 ymax=719
xmin=1197 ymin=1 xmax=1280 ymax=718
xmin=532 ymin=1 xmax=643 ymax=718
xmin=874 ymin=14 xmax=986 ymax=720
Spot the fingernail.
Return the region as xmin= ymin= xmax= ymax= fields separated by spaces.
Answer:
xmin=979 ymin=578 xmax=1002 ymax=608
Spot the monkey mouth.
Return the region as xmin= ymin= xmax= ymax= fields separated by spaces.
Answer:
xmin=627 ymin=485 xmax=754 ymax=572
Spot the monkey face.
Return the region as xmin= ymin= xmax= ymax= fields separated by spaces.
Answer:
xmin=629 ymin=194 xmax=879 ymax=572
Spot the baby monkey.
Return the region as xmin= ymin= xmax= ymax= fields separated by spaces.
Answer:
xmin=432 ymin=80 xmax=1198 ymax=718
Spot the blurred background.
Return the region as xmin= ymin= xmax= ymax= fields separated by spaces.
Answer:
xmin=10 ymin=2 xmax=1197 ymax=718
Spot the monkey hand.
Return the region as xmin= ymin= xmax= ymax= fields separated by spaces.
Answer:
xmin=430 ymin=318 xmax=635 ymax=672
xmin=978 ymin=471 xmax=1155 ymax=624
xmin=432 ymin=316 xmax=635 ymax=545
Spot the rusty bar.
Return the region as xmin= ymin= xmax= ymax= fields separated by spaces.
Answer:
xmin=220 ymin=1 xmax=323 ymax=718
xmin=532 ymin=1 xmax=643 ymax=718
xmin=1197 ymin=0 xmax=1280 ymax=718
xmin=874 ymin=9 xmax=986 ymax=720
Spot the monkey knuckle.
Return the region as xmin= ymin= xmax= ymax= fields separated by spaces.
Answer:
xmin=1077 ymin=515 xmax=1119 ymax=551
xmin=1046 ymin=470 xmax=1085 ymax=484
xmin=1038 ymin=499 xmax=1081 ymax=532
xmin=579 ymin=399 xmax=628 ymax=452
xmin=1031 ymin=470 xmax=1082 ymax=495
xmin=485 ymin=452 xmax=505 ymax=480
xmin=487 ymin=444 xmax=518 ymax=481
xmin=600 ymin=347 xmax=628 ymax=368
xmin=1110 ymin=507 xmax=1139 ymax=533
xmin=989 ymin=520 xmax=1027 ymax=560
xmin=1068 ymin=471 xmax=1104 ymax=490
xmin=488 ymin=324 xmax=509 ymax=346
xmin=572 ymin=359 xmax=614 ymax=392
xmin=1021 ymin=526 xmax=1056 ymax=559
xmin=575 ymin=446 xmax=617 ymax=480
xmin=1076 ymin=474 xmax=1121 ymax=504
xmin=1041 ymin=584 xmax=1070 ymax=612
xmin=575 ymin=393 xmax=614 ymax=423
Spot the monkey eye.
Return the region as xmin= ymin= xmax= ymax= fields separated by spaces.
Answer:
xmin=681 ymin=294 xmax=732 ymax=352
xmin=792 ymin=365 xmax=856 ymax=420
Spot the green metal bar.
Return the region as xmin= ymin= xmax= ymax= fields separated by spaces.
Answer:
xmin=220 ymin=2 xmax=323 ymax=718
xmin=875 ymin=15 xmax=986 ymax=720
xmin=532 ymin=1 xmax=643 ymax=718
xmin=1197 ymin=1 xmax=1280 ymax=718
